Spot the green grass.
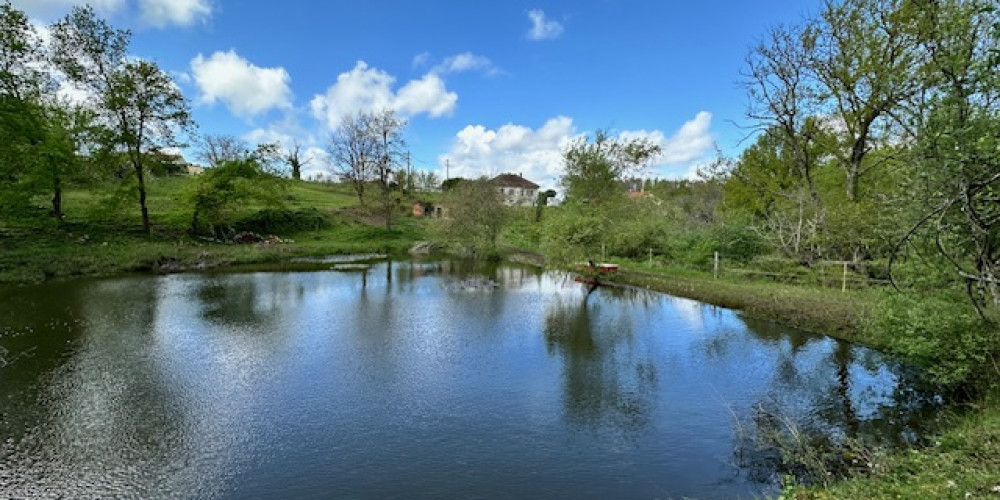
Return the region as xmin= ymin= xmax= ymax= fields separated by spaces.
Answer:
xmin=0 ymin=176 xmax=429 ymax=285
xmin=783 ymin=394 xmax=1000 ymax=500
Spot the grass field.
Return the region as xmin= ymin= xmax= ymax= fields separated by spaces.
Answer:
xmin=0 ymin=176 xmax=430 ymax=285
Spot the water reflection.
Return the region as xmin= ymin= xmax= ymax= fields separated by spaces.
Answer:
xmin=0 ymin=263 xmax=937 ymax=499
xmin=543 ymin=292 xmax=658 ymax=438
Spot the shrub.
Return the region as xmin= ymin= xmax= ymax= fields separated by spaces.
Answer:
xmin=869 ymin=291 xmax=1000 ymax=397
xmin=233 ymin=208 xmax=331 ymax=234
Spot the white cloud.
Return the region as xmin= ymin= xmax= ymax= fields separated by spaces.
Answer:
xmin=190 ymin=50 xmax=293 ymax=119
xmin=438 ymin=112 xmax=716 ymax=189
xmin=139 ymin=0 xmax=211 ymax=27
xmin=438 ymin=116 xmax=579 ymax=191
xmin=11 ymin=0 xmax=126 ymax=19
xmin=431 ymin=52 xmax=501 ymax=76
xmin=621 ymin=111 xmax=715 ymax=165
xmin=13 ymin=0 xmax=212 ymax=27
xmin=310 ymin=61 xmax=458 ymax=130
xmin=526 ymin=9 xmax=564 ymax=41
xmin=395 ymin=73 xmax=457 ymax=117
xmin=412 ymin=52 xmax=431 ymax=68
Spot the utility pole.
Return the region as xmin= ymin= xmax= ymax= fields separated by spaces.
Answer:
xmin=446 ymin=159 xmax=450 ymax=180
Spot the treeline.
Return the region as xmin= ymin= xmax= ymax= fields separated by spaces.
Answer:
xmin=730 ymin=0 xmax=999 ymax=314
xmin=0 ymin=3 xmax=193 ymax=232
xmin=525 ymin=0 xmax=1000 ymax=320
xmin=0 ymin=3 xmax=333 ymax=236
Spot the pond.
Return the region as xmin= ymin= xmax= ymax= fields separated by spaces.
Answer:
xmin=0 ymin=260 xmax=934 ymax=499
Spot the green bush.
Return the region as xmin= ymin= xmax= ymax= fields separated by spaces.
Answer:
xmin=870 ymin=291 xmax=1000 ymax=396
xmin=233 ymin=208 xmax=331 ymax=234
xmin=714 ymin=222 xmax=768 ymax=262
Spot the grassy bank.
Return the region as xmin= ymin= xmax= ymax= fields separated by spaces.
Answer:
xmin=785 ymin=393 xmax=1000 ymax=499
xmin=0 ymin=177 xmax=428 ymax=285
xmin=612 ymin=267 xmax=874 ymax=343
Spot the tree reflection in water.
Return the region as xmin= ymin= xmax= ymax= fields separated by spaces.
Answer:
xmin=543 ymin=288 xmax=659 ymax=438
xmin=731 ymin=316 xmax=939 ymax=485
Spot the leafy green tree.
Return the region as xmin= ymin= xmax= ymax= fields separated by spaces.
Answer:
xmin=809 ymin=0 xmax=921 ymax=202
xmin=51 ymin=6 xmax=192 ymax=233
xmin=561 ymin=130 xmax=660 ymax=203
xmin=189 ymin=158 xmax=284 ymax=236
xmin=434 ymin=178 xmax=510 ymax=259
xmin=891 ymin=0 xmax=1000 ymax=315
xmin=0 ymin=2 xmax=47 ymax=216
xmin=535 ymin=189 xmax=557 ymax=222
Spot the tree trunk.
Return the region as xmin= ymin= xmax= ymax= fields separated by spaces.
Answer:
xmin=51 ymin=174 xmax=62 ymax=222
xmin=135 ymin=163 xmax=150 ymax=233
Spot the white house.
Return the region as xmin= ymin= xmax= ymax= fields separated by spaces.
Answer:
xmin=490 ymin=173 xmax=539 ymax=206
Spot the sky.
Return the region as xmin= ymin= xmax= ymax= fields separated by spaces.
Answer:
xmin=15 ymin=0 xmax=823 ymax=189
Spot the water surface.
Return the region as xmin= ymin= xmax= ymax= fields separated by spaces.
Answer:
xmin=0 ymin=261 xmax=930 ymax=499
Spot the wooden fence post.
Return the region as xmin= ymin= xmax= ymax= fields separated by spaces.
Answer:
xmin=714 ymin=252 xmax=720 ymax=279
xmin=649 ymin=248 xmax=653 ymax=267
xmin=842 ymin=261 xmax=848 ymax=293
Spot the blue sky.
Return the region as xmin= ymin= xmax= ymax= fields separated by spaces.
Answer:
xmin=17 ymin=0 xmax=822 ymax=188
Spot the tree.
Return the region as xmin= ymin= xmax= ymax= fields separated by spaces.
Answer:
xmin=561 ymin=130 xmax=660 ymax=203
xmin=327 ymin=111 xmax=377 ymax=204
xmin=0 ymin=2 xmax=48 ymax=216
xmin=415 ymin=170 xmax=440 ymax=193
xmin=743 ymin=23 xmax=825 ymax=204
xmin=369 ymin=109 xmax=407 ymax=229
xmin=196 ymin=133 xmax=250 ymax=167
xmin=891 ymin=0 xmax=1000 ymax=315
xmin=283 ymin=139 xmax=310 ymax=180
xmin=535 ymin=189 xmax=557 ymax=222
xmin=52 ymin=6 xmax=192 ymax=233
xmin=809 ymin=0 xmax=921 ymax=201
xmin=435 ymin=178 xmax=510 ymax=259
xmin=189 ymin=157 xmax=284 ymax=236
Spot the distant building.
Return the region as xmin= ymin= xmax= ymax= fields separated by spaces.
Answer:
xmin=490 ymin=173 xmax=539 ymax=206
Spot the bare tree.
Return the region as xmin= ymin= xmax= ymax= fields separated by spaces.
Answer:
xmin=743 ymin=24 xmax=824 ymax=203
xmin=370 ymin=109 xmax=407 ymax=229
xmin=326 ymin=111 xmax=377 ymax=204
xmin=196 ymin=133 xmax=250 ymax=167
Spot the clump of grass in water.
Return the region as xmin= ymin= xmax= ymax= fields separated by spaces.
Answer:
xmin=732 ymin=401 xmax=886 ymax=489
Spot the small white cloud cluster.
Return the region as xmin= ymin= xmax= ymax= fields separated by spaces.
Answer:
xmin=309 ymin=61 xmax=457 ymax=130
xmin=13 ymin=0 xmax=212 ymax=27
xmin=138 ymin=0 xmax=211 ymax=28
xmin=190 ymin=50 xmax=293 ymax=119
xmin=438 ymin=112 xmax=716 ymax=190
xmin=526 ymin=9 xmax=564 ymax=41
xmin=416 ymin=52 xmax=502 ymax=77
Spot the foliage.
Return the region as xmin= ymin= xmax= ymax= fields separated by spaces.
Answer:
xmin=51 ymin=6 xmax=192 ymax=233
xmin=561 ymin=129 xmax=660 ymax=203
xmin=189 ymin=158 xmax=285 ymax=236
xmin=540 ymin=202 xmax=607 ymax=266
xmin=231 ymin=208 xmax=330 ymax=235
xmin=870 ymin=291 xmax=999 ymax=396
xmin=433 ymin=178 xmax=510 ymax=259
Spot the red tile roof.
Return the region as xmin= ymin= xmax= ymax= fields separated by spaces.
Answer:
xmin=490 ymin=173 xmax=539 ymax=189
